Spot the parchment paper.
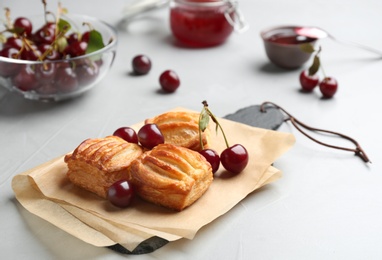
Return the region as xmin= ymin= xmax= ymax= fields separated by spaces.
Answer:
xmin=12 ymin=108 xmax=295 ymax=252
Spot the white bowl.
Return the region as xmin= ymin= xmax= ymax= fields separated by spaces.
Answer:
xmin=260 ymin=25 xmax=317 ymax=69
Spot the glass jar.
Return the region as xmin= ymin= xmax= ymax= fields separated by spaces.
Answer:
xmin=170 ymin=0 xmax=247 ymax=47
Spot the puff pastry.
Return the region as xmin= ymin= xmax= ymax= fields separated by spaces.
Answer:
xmin=64 ymin=135 xmax=143 ymax=199
xmin=145 ymin=111 xmax=210 ymax=151
xmin=129 ymin=143 xmax=213 ymax=211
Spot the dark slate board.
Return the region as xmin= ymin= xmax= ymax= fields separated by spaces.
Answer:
xmin=224 ymin=105 xmax=284 ymax=130
xmin=108 ymin=104 xmax=284 ymax=254
xmin=108 ymin=236 xmax=169 ymax=255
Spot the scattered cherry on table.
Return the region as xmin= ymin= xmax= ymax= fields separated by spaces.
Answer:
xmin=319 ymin=77 xmax=338 ymax=98
xmin=159 ymin=70 xmax=180 ymax=93
xmin=299 ymin=70 xmax=319 ymax=92
xmin=132 ymin=54 xmax=152 ymax=75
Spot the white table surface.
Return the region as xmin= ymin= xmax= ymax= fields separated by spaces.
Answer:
xmin=1 ymin=0 xmax=382 ymax=259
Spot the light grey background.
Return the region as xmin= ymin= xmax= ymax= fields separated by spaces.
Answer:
xmin=1 ymin=0 xmax=381 ymax=259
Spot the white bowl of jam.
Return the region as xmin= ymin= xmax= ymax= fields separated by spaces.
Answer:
xmin=170 ymin=0 xmax=247 ymax=47
xmin=261 ymin=25 xmax=318 ymax=69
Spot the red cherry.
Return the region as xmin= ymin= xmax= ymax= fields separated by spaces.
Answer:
xmin=138 ymin=124 xmax=164 ymax=149
xmin=67 ymin=32 xmax=80 ymax=45
xmin=299 ymin=70 xmax=319 ymax=92
xmin=113 ymin=127 xmax=139 ymax=144
xmin=75 ymin=61 xmax=99 ymax=85
xmin=21 ymin=45 xmax=41 ymax=61
xmin=4 ymin=37 xmax=23 ymax=50
xmin=159 ymin=70 xmax=180 ymax=93
xmin=65 ymin=41 xmax=88 ymax=57
xmin=132 ymin=54 xmax=151 ymax=75
xmin=13 ymin=17 xmax=33 ymax=36
xmin=319 ymin=77 xmax=338 ymax=98
xmin=12 ymin=65 xmax=39 ymax=91
xmin=81 ymin=31 xmax=91 ymax=43
xmin=55 ymin=66 xmax=79 ymax=93
xmin=0 ymin=47 xmax=20 ymax=59
xmin=35 ymin=82 xmax=56 ymax=95
xmin=199 ymin=149 xmax=220 ymax=173
xmin=220 ymin=144 xmax=249 ymax=174
xmin=107 ymin=180 xmax=134 ymax=208
xmin=0 ymin=47 xmax=21 ymax=77
xmin=38 ymin=44 xmax=61 ymax=60
xmin=35 ymin=63 xmax=56 ymax=83
xmin=43 ymin=22 xmax=57 ymax=31
xmin=33 ymin=26 xmax=55 ymax=45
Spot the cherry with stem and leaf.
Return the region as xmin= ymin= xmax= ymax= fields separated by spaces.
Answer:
xmin=198 ymin=101 xmax=249 ymax=174
xmin=300 ymin=44 xmax=338 ymax=98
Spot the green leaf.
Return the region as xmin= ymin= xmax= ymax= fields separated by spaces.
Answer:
xmin=199 ymin=109 xmax=210 ymax=132
xmin=8 ymin=27 xmax=25 ymax=35
xmin=308 ymin=55 xmax=320 ymax=76
xmin=86 ymin=30 xmax=105 ymax=54
xmin=300 ymin=43 xmax=316 ymax=53
xmin=57 ymin=18 xmax=71 ymax=34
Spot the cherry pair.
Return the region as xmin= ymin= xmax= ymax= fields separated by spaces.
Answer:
xmin=113 ymin=124 xmax=164 ymax=150
xmin=198 ymin=101 xmax=249 ymax=175
xmin=299 ymin=45 xmax=338 ymax=98
xmin=299 ymin=71 xmax=338 ymax=98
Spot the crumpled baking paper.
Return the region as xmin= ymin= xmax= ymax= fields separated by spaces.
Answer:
xmin=12 ymin=108 xmax=295 ymax=252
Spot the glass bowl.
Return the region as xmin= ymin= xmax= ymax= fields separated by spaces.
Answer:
xmin=260 ymin=25 xmax=318 ymax=69
xmin=0 ymin=14 xmax=117 ymax=101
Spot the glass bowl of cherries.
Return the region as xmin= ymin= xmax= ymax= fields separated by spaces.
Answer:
xmin=0 ymin=11 xmax=117 ymax=101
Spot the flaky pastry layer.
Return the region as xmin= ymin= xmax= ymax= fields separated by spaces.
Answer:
xmin=129 ymin=143 xmax=213 ymax=211
xmin=64 ymin=136 xmax=143 ymax=198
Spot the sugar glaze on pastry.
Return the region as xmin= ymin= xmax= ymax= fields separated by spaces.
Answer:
xmin=64 ymin=135 xmax=143 ymax=199
xmin=129 ymin=143 xmax=213 ymax=211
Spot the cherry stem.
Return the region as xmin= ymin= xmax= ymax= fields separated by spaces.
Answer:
xmin=198 ymin=114 xmax=205 ymax=150
xmin=42 ymin=0 xmax=48 ymax=24
xmin=41 ymin=28 xmax=68 ymax=61
xmin=317 ymin=50 xmax=328 ymax=79
xmin=4 ymin=8 xmax=12 ymax=30
xmin=82 ymin=22 xmax=94 ymax=31
xmin=200 ymin=101 xmax=230 ymax=149
xmin=260 ymin=101 xmax=371 ymax=163
xmin=21 ymin=37 xmax=45 ymax=61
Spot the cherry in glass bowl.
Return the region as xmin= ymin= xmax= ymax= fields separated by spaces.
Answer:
xmin=0 ymin=14 xmax=118 ymax=102
xmin=260 ymin=25 xmax=318 ymax=69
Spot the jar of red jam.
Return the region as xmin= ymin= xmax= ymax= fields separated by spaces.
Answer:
xmin=170 ymin=0 xmax=247 ymax=47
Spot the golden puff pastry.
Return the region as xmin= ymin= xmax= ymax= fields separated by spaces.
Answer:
xmin=145 ymin=111 xmax=210 ymax=151
xmin=64 ymin=135 xmax=143 ymax=199
xmin=129 ymin=143 xmax=213 ymax=211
